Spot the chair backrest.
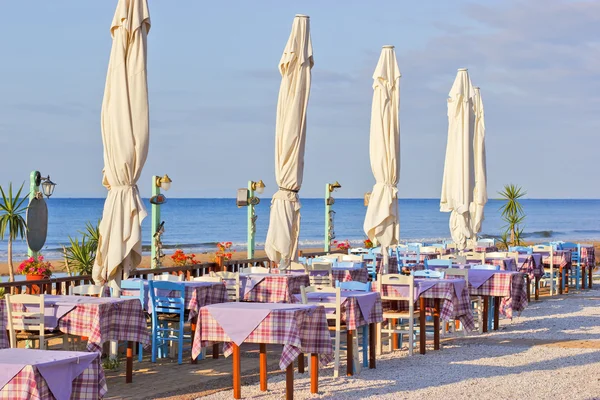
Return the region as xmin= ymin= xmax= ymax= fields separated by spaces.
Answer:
xmin=349 ymin=247 xmax=369 ymax=255
xmin=396 ymin=245 xmax=420 ymax=266
xmin=250 ymin=266 xmax=270 ymax=274
xmin=419 ymin=246 xmax=439 ymax=254
xmin=299 ymin=285 xmax=338 ymax=304
xmin=406 ymin=242 xmax=423 ymax=248
xmin=120 ymin=279 xmax=145 ymax=308
xmin=486 ymin=252 xmax=508 ymax=258
xmin=477 ymin=238 xmax=495 ymax=247
xmin=371 ymin=247 xmax=382 ymax=255
xmin=378 ymin=274 xmax=414 ymax=304
xmin=470 ymin=264 xmax=500 ymax=270
xmin=69 ymin=284 xmax=105 ymax=297
xmin=335 ymin=261 xmax=359 ymax=269
xmin=561 ymin=242 xmax=580 ymax=263
xmin=192 ymin=276 xmax=222 ymax=283
xmin=424 ymin=259 xmax=452 ymax=269
xmin=148 ymin=281 xmax=185 ymax=317
xmin=463 ymin=251 xmax=485 ymax=262
xmin=444 ymin=268 xmax=469 ymax=286
xmin=153 ymin=274 xmax=183 ymax=282
xmin=211 ymin=271 xmax=240 ymax=301
xmin=289 ymin=261 xmax=307 ymax=272
xmin=509 ymin=246 xmax=532 ymax=254
xmin=308 ymin=262 xmax=333 ymax=287
xmin=335 ymin=280 xmax=372 ymax=292
xmin=342 ymin=254 xmax=363 ymax=262
xmin=5 ymin=294 xmax=46 ymax=349
xmin=532 ymin=244 xmax=553 ymax=253
xmin=320 ymin=254 xmax=342 ymax=262
xmin=506 ymin=251 xmax=519 ymax=265
xmin=430 ymin=243 xmax=446 ymax=250
xmin=413 ymin=270 xmax=445 ymax=279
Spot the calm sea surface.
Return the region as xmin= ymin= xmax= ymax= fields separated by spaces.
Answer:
xmin=0 ymin=198 xmax=599 ymax=262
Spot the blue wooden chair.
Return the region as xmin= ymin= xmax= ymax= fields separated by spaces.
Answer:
xmin=470 ymin=264 xmax=500 ymax=270
xmin=121 ymin=279 xmax=147 ymax=362
xmin=424 ymin=259 xmax=452 ymax=269
xmin=406 ymin=242 xmax=424 ymax=248
xmin=430 ymin=243 xmax=446 ymax=250
xmin=476 ymin=238 xmax=495 ymax=248
xmin=509 ymin=246 xmax=532 ymax=254
xmin=335 ymin=280 xmax=372 ymax=367
xmin=148 ymin=281 xmax=188 ymax=365
xmin=396 ymin=245 xmax=420 ymax=269
xmin=364 ymin=249 xmax=377 ymax=280
xmin=561 ymin=242 xmax=580 ymax=290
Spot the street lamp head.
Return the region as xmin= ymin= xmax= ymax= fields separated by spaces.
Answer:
xmin=252 ymin=180 xmax=265 ymax=195
xmin=156 ymin=174 xmax=172 ymax=191
xmin=41 ymin=176 xmax=56 ymax=198
xmin=328 ymin=181 xmax=341 ymax=193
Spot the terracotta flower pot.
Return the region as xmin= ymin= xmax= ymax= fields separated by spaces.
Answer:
xmin=25 ymin=274 xmax=46 ymax=281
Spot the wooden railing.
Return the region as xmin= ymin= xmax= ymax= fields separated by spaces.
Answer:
xmin=0 ymin=250 xmax=341 ymax=294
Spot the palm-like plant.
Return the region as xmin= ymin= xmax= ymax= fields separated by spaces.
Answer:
xmin=498 ymin=184 xmax=526 ymax=247
xmin=0 ymin=183 xmax=28 ymax=283
xmin=81 ymin=220 xmax=100 ymax=252
xmin=64 ymin=236 xmax=96 ymax=275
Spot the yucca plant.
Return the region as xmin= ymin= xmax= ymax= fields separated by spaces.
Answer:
xmin=64 ymin=236 xmax=96 ymax=275
xmin=0 ymin=183 xmax=28 ymax=283
xmin=498 ymin=184 xmax=526 ymax=247
xmin=81 ymin=220 xmax=100 ymax=252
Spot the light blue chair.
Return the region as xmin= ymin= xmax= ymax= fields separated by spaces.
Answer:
xmin=363 ymin=254 xmax=377 ymax=280
xmin=335 ymin=261 xmax=357 ymax=269
xmin=562 ymin=242 xmax=580 ymax=290
xmin=413 ymin=270 xmax=445 ymax=279
xmin=509 ymin=246 xmax=532 ymax=254
xmin=430 ymin=243 xmax=446 ymax=250
xmin=476 ymin=238 xmax=496 ymax=247
xmin=121 ymin=279 xmax=147 ymax=362
xmin=148 ymin=281 xmax=188 ymax=365
xmin=424 ymin=259 xmax=452 ymax=269
xmin=405 ymin=242 xmax=424 ymax=248
xmin=470 ymin=264 xmax=500 ymax=271
xmin=335 ymin=280 xmax=372 ymax=368
xmin=396 ymin=246 xmax=420 ymax=269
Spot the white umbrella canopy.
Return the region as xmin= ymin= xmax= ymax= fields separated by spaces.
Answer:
xmin=470 ymin=87 xmax=487 ymax=242
xmin=93 ymin=0 xmax=151 ymax=287
xmin=363 ymin=46 xmax=401 ymax=270
xmin=440 ymin=68 xmax=476 ymax=250
xmin=264 ymin=15 xmax=313 ymax=269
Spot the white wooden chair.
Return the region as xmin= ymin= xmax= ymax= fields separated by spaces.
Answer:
xmin=419 ymin=246 xmax=439 ymax=254
xmin=192 ymin=276 xmax=222 ymax=283
xmin=413 ymin=270 xmax=445 ymax=279
xmin=211 ymin=271 xmax=240 ymax=301
xmin=533 ymin=245 xmax=556 ymax=294
xmin=69 ymin=284 xmax=105 ymax=296
xmin=440 ymin=254 xmax=467 ymax=264
xmin=289 ymin=262 xmax=307 ymax=272
xmin=240 ymin=266 xmax=270 ymax=274
xmin=342 ymin=254 xmax=363 ymax=262
xmin=307 ymin=262 xmax=333 ymax=287
xmin=376 ymin=274 xmax=416 ymax=355
xmin=319 ymin=254 xmax=342 ymax=262
xmin=153 ymin=274 xmax=184 ymax=282
xmin=463 ymin=251 xmax=485 ymax=263
xmin=486 ymin=252 xmax=508 ymax=258
xmin=5 ymin=294 xmax=66 ymax=350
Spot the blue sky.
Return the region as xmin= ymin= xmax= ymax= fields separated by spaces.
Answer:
xmin=0 ymin=0 xmax=598 ymax=199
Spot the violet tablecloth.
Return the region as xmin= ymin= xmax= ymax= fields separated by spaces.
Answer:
xmin=374 ymin=278 xmax=475 ymax=331
xmin=332 ymin=267 xmax=370 ymax=285
xmin=579 ymin=245 xmax=596 ymax=268
xmin=516 ymin=254 xmax=544 ymax=279
xmin=0 ymin=296 xmax=150 ymax=353
xmin=122 ymin=278 xmax=228 ymax=320
xmin=469 ymin=271 xmax=527 ymax=319
xmin=232 ymin=273 xmax=310 ymax=303
xmin=484 ymin=257 xmax=517 ymax=271
xmin=293 ymin=291 xmax=383 ymax=331
xmin=537 ymin=250 xmax=572 ymax=269
xmin=192 ymin=303 xmax=334 ymax=370
xmin=0 ymin=349 xmax=107 ymax=400
xmin=376 ymin=257 xmax=399 ymax=274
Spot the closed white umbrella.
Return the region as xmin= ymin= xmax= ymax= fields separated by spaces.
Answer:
xmin=363 ymin=46 xmax=401 ymax=272
xmin=470 ymin=87 xmax=487 ymax=242
xmin=440 ymin=68 xmax=476 ymax=250
xmin=264 ymin=15 xmax=313 ymax=269
xmin=93 ymin=0 xmax=151 ymax=289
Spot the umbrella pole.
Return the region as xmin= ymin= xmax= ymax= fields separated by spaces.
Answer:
xmin=109 ymin=269 xmax=122 ymax=359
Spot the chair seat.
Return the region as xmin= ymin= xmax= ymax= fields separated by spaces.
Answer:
xmin=383 ymin=310 xmax=416 ymax=319
xmin=16 ymin=330 xmax=64 ymax=340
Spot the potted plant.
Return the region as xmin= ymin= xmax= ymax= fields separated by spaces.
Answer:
xmin=364 ymin=238 xmax=373 ymax=249
xmin=170 ymin=249 xmax=198 ymax=266
xmin=17 ymin=255 xmax=53 ymax=280
xmin=334 ymin=240 xmax=351 ymax=252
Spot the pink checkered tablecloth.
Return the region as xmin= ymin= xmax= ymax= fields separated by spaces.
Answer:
xmin=192 ymin=303 xmax=334 ymax=370
xmin=580 ymin=245 xmax=596 ymax=268
xmin=374 ymin=279 xmax=475 ymax=331
xmin=0 ymin=296 xmax=150 ymax=353
xmin=467 ymin=271 xmax=527 ymax=319
xmin=332 ymin=267 xmax=370 ymax=284
xmin=238 ymin=274 xmax=310 ymax=303
xmin=516 ymin=254 xmax=544 ymax=279
xmin=122 ymin=279 xmax=229 ymax=320
xmin=376 ymin=257 xmax=399 ymax=274
xmin=0 ymin=303 xmax=6 ymax=349
xmin=474 ymin=246 xmax=499 ymax=253
xmin=484 ymin=257 xmax=517 ymax=271
xmin=0 ymin=350 xmax=107 ymax=400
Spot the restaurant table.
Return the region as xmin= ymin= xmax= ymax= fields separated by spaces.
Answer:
xmin=447 ymin=269 xmax=527 ymax=331
xmin=293 ymin=290 xmax=383 ymax=375
xmin=482 ymin=257 xmax=517 ymax=271
xmin=580 ymin=245 xmax=596 ymax=289
xmin=332 ymin=265 xmax=370 ymax=284
xmin=0 ymin=349 xmax=107 ymax=400
xmin=0 ymin=295 xmax=149 ymax=384
xmin=230 ymin=273 xmax=309 ymax=303
xmin=536 ymin=250 xmax=572 ymax=294
xmin=375 ymin=278 xmax=474 ymax=354
xmin=376 ymin=257 xmax=399 ymax=274
xmin=192 ymin=302 xmax=333 ymax=399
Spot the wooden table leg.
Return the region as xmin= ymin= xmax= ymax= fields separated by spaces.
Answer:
xmin=582 ymin=266 xmax=587 ymax=289
xmin=391 ymin=318 xmax=398 ymax=350
xmin=212 ymin=343 xmax=219 ymax=359
xmin=589 ymin=265 xmax=593 ymax=289
xmin=558 ymin=267 xmax=564 ymax=295
xmin=369 ymin=323 xmax=376 ymax=369
xmin=493 ymin=297 xmax=500 ymax=331
xmin=260 ymin=344 xmax=267 ymax=391
xmin=190 ymin=320 xmax=197 ymax=364
xmin=346 ymin=330 xmax=353 ymax=376
xmin=535 ymin=277 xmax=540 ymax=301
xmin=298 ymin=353 xmax=305 ymax=373
xmin=525 ymin=275 xmax=531 ymax=302
xmin=310 ymin=353 xmax=318 ymax=394
xmin=482 ymin=297 xmax=489 ymax=333
xmin=564 ymin=267 xmax=569 ymax=294
xmin=433 ymin=299 xmax=440 ymax=351
xmin=126 ymin=341 xmax=133 ymax=383
xmin=232 ymin=344 xmax=241 ymax=399
xmin=286 ymin=362 xmax=294 ymax=400
xmin=419 ymin=297 xmax=426 ymax=355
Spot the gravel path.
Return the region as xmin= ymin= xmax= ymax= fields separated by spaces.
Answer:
xmin=199 ymin=289 xmax=600 ymax=400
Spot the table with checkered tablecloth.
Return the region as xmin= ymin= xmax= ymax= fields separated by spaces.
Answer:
xmin=376 ymin=257 xmax=399 ymax=274
xmin=580 ymin=245 xmax=596 ymax=288
xmin=482 ymin=257 xmax=517 ymax=271
xmin=332 ymin=267 xmax=370 ymax=285
xmin=0 ymin=349 xmax=107 ymax=400
xmin=122 ymin=279 xmax=229 ymax=320
xmin=536 ymin=250 xmax=572 ymax=294
xmin=238 ymin=273 xmax=310 ymax=303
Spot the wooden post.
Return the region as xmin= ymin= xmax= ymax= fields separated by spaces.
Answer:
xmin=298 ymin=354 xmax=305 ymax=373
xmin=286 ymin=363 xmax=294 ymax=400
xmin=391 ymin=317 xmax=398 ymax=350
xmin=582 ymin=266 xmax=586 ymax=289
xmin=564 ymin=267 xmax=569 ymax=294
xmin=558 ymin=267 xmax=563 ymax=295
xmin=525 ymin=275 xmax=531 ymax=302
xmin=190 ymin=321 xmax=197 ymax=364
xmin=212 ymin=343 xmax=219 ymax=359
xmin=482 ymin=297 xmax=489 ymax=333
xmin=419 ymin=297 xmax=426 ymax=355
xmin=493 ymin=297 xmax=500 ymax=330
xmin=346 ymin=330 xmax=353 ymax=376
xmin=535 ymin=277 xmax=540 ymax=301
xmin=259 ymin=344 xmax=267 ymax=391
xmin=589 ymin=265 xmax=593 ymax=289
xmin=310 ymin=353 xmax=318 ymax=394
xmin=232 ymin=344 xmax=241 ymax=399
xmin=126 ymin=341 xmax=133 ymax=383
xmin=433 ymin=299 xmax=440 ymax=351
xmin=369 ymin=323 xmax=376 ymax=369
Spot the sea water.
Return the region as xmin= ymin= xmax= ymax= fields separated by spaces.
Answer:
xmin=0 ymin=198 xmax=598 ymax=262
